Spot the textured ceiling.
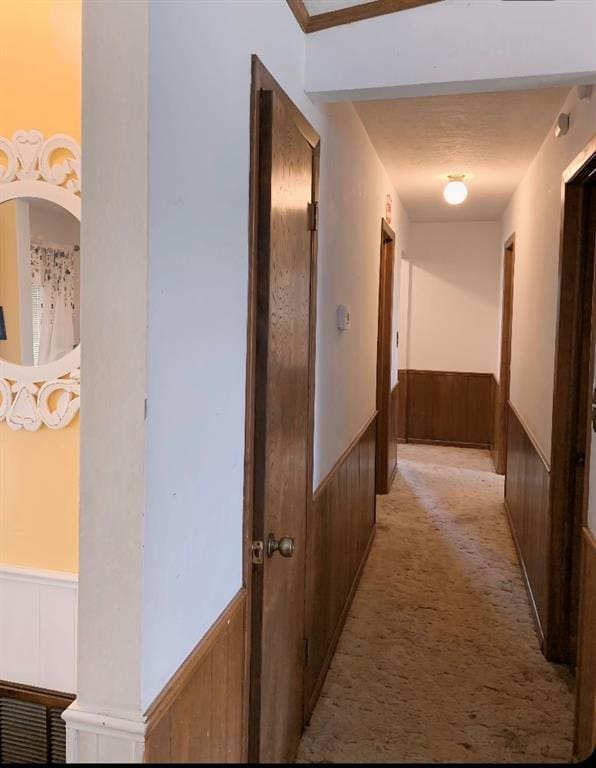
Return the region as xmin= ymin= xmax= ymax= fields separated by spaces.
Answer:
xmin=304 ymin=0 xmax=374 ymax=13
xmin=355 ymin=87 xmax=571 ymax=222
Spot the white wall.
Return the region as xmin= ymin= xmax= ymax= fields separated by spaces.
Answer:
xmin=314 ymin=114 xmax=408 ymax=482
xmin=305 ymin=0 xmax=596 ymax=102
xmin=501 ymin=86 xmax=596 ymax=460
xmin=141 ymin=0 xmax=407 ymax=709
xmin=0 ymin=566 xmax=77 ymax=694
xmin=402 ymin=222 xmax=501 ymax=374
xmin=78 ymin=0 xmax=148 ymax=719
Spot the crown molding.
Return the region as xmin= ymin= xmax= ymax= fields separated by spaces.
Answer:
xmin=287 ymin=0 xmax=442 ymax=34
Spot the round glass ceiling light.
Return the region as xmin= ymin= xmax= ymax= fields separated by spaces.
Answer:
xmin=443 ymin=175 xmax=468 ymax=205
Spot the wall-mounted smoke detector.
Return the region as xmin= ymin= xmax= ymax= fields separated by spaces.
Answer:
xmin=555 ymin=113 xmax=570 ymax=138
xmin=443 ymin=174 xmax=468 ymax=205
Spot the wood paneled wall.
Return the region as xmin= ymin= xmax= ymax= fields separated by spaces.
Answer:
xmin=575 ymin=527 xmax=596 ymax=761
xmin=504 ymin=403 xmax=551 ymax=643
xmin=144 ymin=590 xmax=247 ymax=763
xmin=395 ymin=371 xmax=408 ymax=442
xmin=304 ymin=415 xmax=377 ymax=719
xmin=404 ymin=370 xmax=494 ymax=448
xmin=490 ymin=375 xmax=500 ymax=471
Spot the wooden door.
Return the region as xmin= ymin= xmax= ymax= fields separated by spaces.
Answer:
xmin=375 ymin=219 xmax=396 ymax=495
xmin=549 ymin=139 xmax=596 ymax=669
xmin=249 ymin=89 xmax=314 ymax=764
xmin=493 ymin=236 xmax=515 ymax=475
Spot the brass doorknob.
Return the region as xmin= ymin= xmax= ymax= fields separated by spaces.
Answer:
xmin=267 ymin=533 xmax=295 ymax=559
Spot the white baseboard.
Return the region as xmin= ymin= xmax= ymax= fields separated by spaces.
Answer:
xmin=0 ymin=565 xmax=77 ymax=693
xmin=63 ymin=702 xmax=146 ymax=763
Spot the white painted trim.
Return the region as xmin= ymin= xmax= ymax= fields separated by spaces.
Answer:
xmin=0 ymin=130 xmax=81 ymax=431
xmin=0 ymin=564 xmax=77 ymax=588
xmin=0 ymin=566 xmax=78 ymax=693
xmin=63 ymin=702 xmax=146 ymax=764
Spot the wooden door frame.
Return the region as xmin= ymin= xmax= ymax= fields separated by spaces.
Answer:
xmin=547 ymin=134 xmax=596 ymax=664
xmin=375 ymin=218 xmax=396 ymax=495
xmin=244 ymin=55 xmax=320 ymax=762
xmin=493 ymin=234 xmax=515 ymax=475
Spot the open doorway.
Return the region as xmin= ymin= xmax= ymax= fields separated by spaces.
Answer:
xmin=492 ymin=234 xmax=515 ymax=475
xmin=375 ymin=218 xmax=396 ymax=495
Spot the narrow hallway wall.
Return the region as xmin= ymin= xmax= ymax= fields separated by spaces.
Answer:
xmin=396 ymin=221 xmax=501 ymax=448
xmin=80 ymin=1 xmax=410 ymax=734
xmin=499 ymin=87 xmax=596 ymax=753
xmin=406 ymin=221 xmax=500 ymax=374
xmin=501 ymin=86 xmax=596 ymax=462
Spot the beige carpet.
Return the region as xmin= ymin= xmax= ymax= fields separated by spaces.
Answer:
xmin=297 ymin=444 xmax=575 ymax=764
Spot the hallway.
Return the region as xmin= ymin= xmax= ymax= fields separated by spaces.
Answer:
xmin=298 ymin=444 xmax=575 ymax=764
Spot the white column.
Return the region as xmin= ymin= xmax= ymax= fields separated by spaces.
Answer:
xmin=63 ymin=0 xmax=149 ymax=762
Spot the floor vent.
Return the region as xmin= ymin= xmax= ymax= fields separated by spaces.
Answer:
xmin=0 ymin=684 xmax=73 ymax=764
xmin=0 ymin=698 xmax=48 ymax=763
xmin=49 ymin=708 xmax=67 ymax=763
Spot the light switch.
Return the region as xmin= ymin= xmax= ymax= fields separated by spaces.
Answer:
xmin=337 ymin=304 xmax=351 ymax=331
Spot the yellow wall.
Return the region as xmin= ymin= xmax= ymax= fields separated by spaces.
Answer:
xmin=0 ymin=202 xmax=22 ymax=364
xmin=0 ymin=0 xmax=81 ymax=573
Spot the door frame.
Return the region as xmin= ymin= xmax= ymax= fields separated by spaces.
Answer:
xmin=548 ymin=134 xmax=596 ymax=664
xmin=243 ymin=55 xmax=320 ymax=761
xmin=493 ymin=234 xmax=515 ymax=475
xmin=375 ymin=218 xmax=396 ymax=495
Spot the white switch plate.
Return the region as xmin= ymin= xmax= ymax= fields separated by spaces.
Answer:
xmin=337 ymin=304 xmax=351 ymax=331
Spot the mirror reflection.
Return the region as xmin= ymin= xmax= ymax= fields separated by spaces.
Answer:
xmin=0 ymin=198 xmax=80 ymax=366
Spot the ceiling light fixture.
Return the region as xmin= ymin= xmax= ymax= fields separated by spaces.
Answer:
xmin=443 ymin=174 xmax=468 ymax=205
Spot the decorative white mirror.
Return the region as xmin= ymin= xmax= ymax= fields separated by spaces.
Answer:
xmin=0 ymin=130 xmax=81 ymax=431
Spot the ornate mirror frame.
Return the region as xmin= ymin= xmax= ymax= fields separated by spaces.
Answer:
xmin=0 ymin=130 xmax=81 ymax=431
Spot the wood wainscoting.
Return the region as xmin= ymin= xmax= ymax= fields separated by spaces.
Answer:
xmin=504 ymin=403 xmax=551 ymax=644
xmin=304 ymin=414 xmax=377 ymax=720
xmin=395 ymin=371 xmax=408 ymax=443
xmin=144 ymin=590 xmax=247 ymax=763
xmin=490 ymin=375 xmax=499 ymax=470
xmin=404 ymin=370 xmax=494 ymax=448
xmin=574 ymin=527 xmax=596 ymax=761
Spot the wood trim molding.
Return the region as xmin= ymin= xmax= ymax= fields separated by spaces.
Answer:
xmin=305 ymin=418 xmax=376 ymax=721
xmin=376 ymin=218 xmax=396 ymax=495
xmin=286 ymin=0 xmax=310 ymax=32
xmin=508 ymin=400 xmax=550 ymax=473
xmin=503 ymin=499 xmax=545 ymax=648
xmin=504 ymin=403 xmax=551 ymax=647
xmin=313 ymin=410 xmax=377 ymax=502
xmin=144 ymin=589 xmax=246 ymax=734
xmin=306 ymin=525 xmax=375 ymax=718
xmin=407 ymin=438 xmax=491 ymax=450
xmin=407 ymin=369 xmax=494 ymax=378
xmin=493 ymin=235 xmax=515 ymax=475
xmin=574 ymin=526 xmax=596 ymax=761
xmin=0 ymin=680 xmax=74 ymax=712
xmin=286 ymin=0 xmax=443 ymax=33
xmin=563 ymin=132 xmax=596 ymax=184
xmin=144 ymin=590 xmax=247 ymax=763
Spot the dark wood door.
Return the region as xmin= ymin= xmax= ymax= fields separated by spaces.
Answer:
xmin=249 ymin=89 xmax=314 ymax=764
xmin=494 ymin=237 xmax=515 ymax=475
xmin=375 ymin=219 xmax=396 ymax=495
